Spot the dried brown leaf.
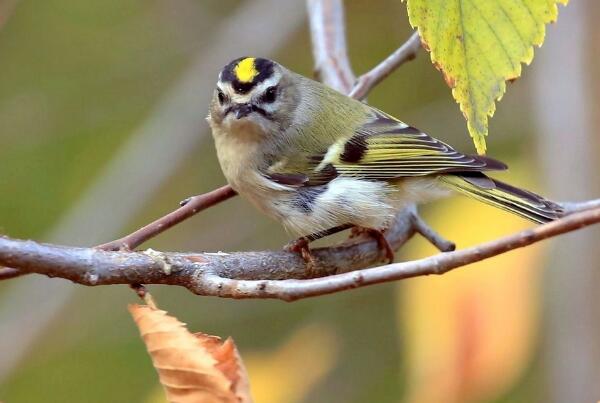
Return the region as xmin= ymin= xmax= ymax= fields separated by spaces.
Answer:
xmin=129 ymin=304 xmax=252 ymax=403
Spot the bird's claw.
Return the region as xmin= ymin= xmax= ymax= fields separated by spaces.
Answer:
xmin=284 ymin=237 xmax=318 ymax=277
xmin=350 ymin=227 xmax=395 ymax=264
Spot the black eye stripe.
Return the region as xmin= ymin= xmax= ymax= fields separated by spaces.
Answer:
xmin=261 ymin=86 xmax=277 ymax=103
xmin=217 ymin=89 xmax=226 ymax=104
xmin=252 ymin=105 xmax=272 ymax=118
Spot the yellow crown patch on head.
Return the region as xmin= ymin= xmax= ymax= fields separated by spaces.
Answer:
xmin=234 ymin=57 xmax=259 ymax=83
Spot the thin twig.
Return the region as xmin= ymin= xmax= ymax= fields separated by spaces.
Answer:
xmin=130 ymin=284 xmax=158 ymax=309
xmin=560 ymin=199 xmax=600 ymax=214
xmin=307 ymin=0 xmax=355 ymax=93
xmin=0 ymin=267 xmax=26 ymax=281
xmin=98 ymin=185 xmax=237 ymax=251
xmin=349 ymin=31 xmax=421 ymax=100
xmin=410 ymin=208 xmax=456 ymax=252
xmin=1 ymin=207 xmax=599 ymax=301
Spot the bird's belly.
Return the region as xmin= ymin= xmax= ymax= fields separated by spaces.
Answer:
xmin=225 ymin=166 xmax=450 ymax=238
xmin=279 ymin=177 xmax=451 ymax=236
xmin=225 ymin=175 xmax=394 ymax=236
xmin=277 ymin=178 xmax=402 ymax=236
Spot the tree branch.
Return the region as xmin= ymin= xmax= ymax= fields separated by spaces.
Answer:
xmin=0 ymin=186 xmax=238 ymax=278
xmin=560 ymin=198 xmax=600 ymax=214
xmin=0 ymin=267 xmax=25 ymax=281
xmin=410 ymin=206 xmax=456 ymax=252
xmin=3 ymin=1 xmax=595 ymax=306
xmin=0 ymin=206 xmax=418 ymax=284
xmin=1 ymin=207 xmax=599 ymax=301
xmin=97 ymin=185 xmax=237 ymax=251
xmin=306 ymin=0 xmax=355 ymax=93
xmin=349 ymin=31 xmax=422 ymax=100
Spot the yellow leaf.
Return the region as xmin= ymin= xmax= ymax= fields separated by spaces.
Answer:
xmin=403 ymin=0 xmax=568 ymax=154
xmin=129 ymin=304 xmax=252 ymax=403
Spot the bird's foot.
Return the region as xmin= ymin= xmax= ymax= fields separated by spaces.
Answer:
xmin=350 ymin=227 xmax=395 ymax=264
xmin=284 ymin=237 xmax=318 ymax=277
xmin=349 ymin=226 xmax=364 ymax=239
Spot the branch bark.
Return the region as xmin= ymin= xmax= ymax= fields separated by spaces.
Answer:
xmin=2 ymin=206 xmax=599 ymax=301
xmin=307 ymin=0 xmax=355 ymax=93
xmin=97 ymin=185 xmax=237 ymax=251
xmin=0 ymin=267 xmax=25 ymax=280
xmin=349 ymin=31 xmax=421 ymax=100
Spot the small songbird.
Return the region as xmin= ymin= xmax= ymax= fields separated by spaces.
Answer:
xmin=207 ymin=56 xmax=564 ymax=262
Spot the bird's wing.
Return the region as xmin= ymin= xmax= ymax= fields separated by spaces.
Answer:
xmin=265 ymin=110 xmax=507 ymax=186
xmin=310 ymin=110 xmax=506 ymax=181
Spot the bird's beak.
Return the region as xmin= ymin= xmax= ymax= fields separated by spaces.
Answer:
xmin=233 ymin=103 xmax=253 ymax=119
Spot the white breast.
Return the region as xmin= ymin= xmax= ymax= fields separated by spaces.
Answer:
xmin=280 ymin=177 xmax=450 ymax=236
xmin=213 ymin=126 xmax=294 ymax=221
xmin=279 ymin=177 xmax=398 ymax=236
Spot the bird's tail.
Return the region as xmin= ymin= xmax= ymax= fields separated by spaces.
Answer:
xmin=440 ymin=173 xmax=565 ymax=224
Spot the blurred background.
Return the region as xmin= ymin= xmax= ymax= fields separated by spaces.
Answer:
xmin=0 ymin=0 xmax=598 ymax=402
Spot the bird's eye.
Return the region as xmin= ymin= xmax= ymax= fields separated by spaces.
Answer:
xmin=261 ymin=86 xmax=277 ymax=103
xmin=217 ymin=90 xmax=226 ymax=105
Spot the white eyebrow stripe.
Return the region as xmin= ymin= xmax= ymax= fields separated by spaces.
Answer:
xmin=218 ymin=71 xmax=281 ymax=104
xmin=252 ymin=75 xmax=280 ymax=94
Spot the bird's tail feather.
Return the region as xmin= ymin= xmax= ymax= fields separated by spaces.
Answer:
xmin=440 ymin=173 xmax=564 ymax=224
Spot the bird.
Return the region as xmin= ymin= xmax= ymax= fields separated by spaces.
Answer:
xmin=207 ymin=56 xmax=564 ymax=263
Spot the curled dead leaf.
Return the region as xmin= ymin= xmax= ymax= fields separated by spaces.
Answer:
xmin=129 ymin=304 xmax=252 ymax=403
